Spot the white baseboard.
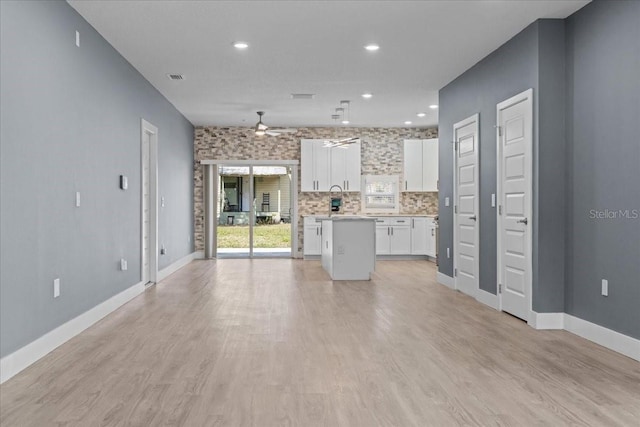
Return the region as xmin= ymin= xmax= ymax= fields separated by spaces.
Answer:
xmin=476 ymin=289 xmax=499 ymax=310
xmin=529 ymin=311 xmax=564 ymax=330
xmin=564 ymin=314 xmax=640 ymax=362
xmin=157 ymin=251 xmax=201 ymax=281
xmin=437 ymin=272 xmax=454 ymax=289
xmin=1 ymin=281 xmax=146 ymax=384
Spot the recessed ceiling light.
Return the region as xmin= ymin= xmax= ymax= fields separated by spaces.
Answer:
xmin=342 ymin=120 xmax=350 ymax=125
xmin=404 ymin=121 xmax=412 ymax=125
xmin=429 ymin=104 xmax=438 ymax=109
xmin=362 ymin=93 xmax=373 ymax=99
xmin=364 ymin=44 xmax=380 ymax=51
xmin=417 ymin=112 xmax=426 ymax=117
xmin=233 ymin=41 xmax=249 ymax=49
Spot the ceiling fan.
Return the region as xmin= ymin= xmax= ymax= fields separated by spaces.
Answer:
xmin=254 ymin=111 xmax=297 ymax=136
xmin=323 ymin=137 xmax=360 ymax=148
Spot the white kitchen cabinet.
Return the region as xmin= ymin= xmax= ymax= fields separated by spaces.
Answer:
xmin=422 ymin=139 xmax=439 ymax=192
xmin=301 ymin=139 xmax=331 ymax=192
xmin=375 ymin=222 xmax=391 ymax=255
xmin=303 ymin=217 xmax=322 ymax=255
xmin=410 ymin=217 xmax=429 ymax=255
xmin=426 ymin=219 xmax=437 ymax=258
xmin=330 ymin=140 xmax=361 ymax=192
xmin=403 ymin=139 xmax=423 ymax=192
xmin=375 ymin=218 xmax=411 ymax=255
xmin=389 ymin=218 xmax=411 ymax=254
xmin=403 ymin=138 xmax=439 ymax=192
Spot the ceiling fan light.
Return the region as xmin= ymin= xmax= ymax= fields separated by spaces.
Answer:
xmin=255 ymin=129 xmax=265 ymax=136
xmin=233 ymin=41 xmax=249 ymax=49
xmin=341 ymin=120 xmax=350 ymax=125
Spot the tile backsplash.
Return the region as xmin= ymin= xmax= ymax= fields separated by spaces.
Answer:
xmin=194 ymin=126 xmax=438 ymax=252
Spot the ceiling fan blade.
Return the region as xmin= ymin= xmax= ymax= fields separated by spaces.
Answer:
xmin=265 ymin=130 xmax=282 ymax=136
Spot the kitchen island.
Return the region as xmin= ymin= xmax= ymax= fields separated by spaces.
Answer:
xmin=321 ymin=216 xmax=376 ymax=280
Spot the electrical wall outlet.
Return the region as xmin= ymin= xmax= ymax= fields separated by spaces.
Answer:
xmin=161 ymin=197 xmax=165 ymax=208
xmin=120 ymin=258 xmax=128 ymax=271
xmin=601 ymin=279 xmax=608 ymax=296
xmin=53 ymin=278 xmax=60 ymax=298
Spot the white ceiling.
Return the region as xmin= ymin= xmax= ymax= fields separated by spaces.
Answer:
xmin=68 ymin=0 xmax=588 ymax=128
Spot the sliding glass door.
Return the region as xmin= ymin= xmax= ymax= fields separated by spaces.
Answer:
xmin=214 ymin=163 xmax=295 ymax=258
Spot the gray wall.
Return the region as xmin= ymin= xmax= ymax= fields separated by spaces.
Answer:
xmin=0 ymin=0 xmax=194 ymax=357
xmin=439 ymin=0 xmax=639 ymax=338
xmin=565 ymin=0 xmax=640 ymax=338
xmin=438 ymin=23 xmax=539 ymax=296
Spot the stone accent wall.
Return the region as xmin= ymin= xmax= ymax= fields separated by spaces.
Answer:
xmin=194 ymin=126 xmax=438 ymax=253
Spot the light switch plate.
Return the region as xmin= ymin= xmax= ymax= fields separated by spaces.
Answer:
xmin=445 ymin=197 xmax=450 ymax=207
xmin=120 ymin=258 xmax=128 ymax=271
xmin=601 ymin=279 xmax=608 ymax=296
xmin=53 ymin=278 xmax=60 ymax=298
xmin=75 ymin=31 xmax=79 ymax=47
xmin=120 ymin=175 xmax=128 ymax=190
xmin=491 ymin=194 xmax=496 ymax=207
xmin=75 ymin=192 xmax=81 ymax=207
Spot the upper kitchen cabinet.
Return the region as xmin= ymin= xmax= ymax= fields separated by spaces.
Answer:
xmin=402 ymin=138 xmax=439 ymax=192
xmin=330 ymin=140 xmax=361 ymax=192
xmin=301 ymin=139 xmax=361 ymax=192
xmin=301 ymin=139 xmax=331 ymax=191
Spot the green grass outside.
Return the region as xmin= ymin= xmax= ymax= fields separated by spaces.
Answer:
xmin=217 ymin=223 xmax=291 ymax=248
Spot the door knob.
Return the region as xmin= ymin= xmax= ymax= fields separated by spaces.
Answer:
xmin=517 ymin=218 xmax=528 ymax=225
xmin=469 ymin=215 xmax=477 ymax=221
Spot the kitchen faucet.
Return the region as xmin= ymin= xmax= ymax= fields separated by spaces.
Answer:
xmin=329 ymin=185 xmax=343 ymax=216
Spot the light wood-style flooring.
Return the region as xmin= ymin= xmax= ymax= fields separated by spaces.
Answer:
xmin=1 ymin=259 xmax=639 ymax=426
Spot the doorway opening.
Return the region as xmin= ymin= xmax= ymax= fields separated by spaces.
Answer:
xmin=141 ymin=119 xmax=158 ymax=285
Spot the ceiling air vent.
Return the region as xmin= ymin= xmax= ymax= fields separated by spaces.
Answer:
xmin=167 ymin=74 xmax=184 ymax=81
xmin=291 ymin=93 xmax=315 ymax=100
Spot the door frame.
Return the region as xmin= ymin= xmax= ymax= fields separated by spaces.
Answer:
xmin=201 ymin=159 xmax=299 ymax=258
xmin=452 ymin=113 xmax=480 ymax=298
xmin=496 ymin=88 xmax=533 ymax=320
xmin=140 ymin=119 xmax=158 ymax=285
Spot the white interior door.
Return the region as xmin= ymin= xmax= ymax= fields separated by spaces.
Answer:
xmin=497 ymin=89 xmax=533 ymax=321
xmin=454 ymin=114 xmax=479 ymax=298
xmin=141 ymin=119 xmax=158 ymax=285
xmin=142 ymin=131 xmax=151 ymax=284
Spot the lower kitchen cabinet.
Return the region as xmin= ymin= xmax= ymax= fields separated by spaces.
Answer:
xmin=426 ymin=219 xmax=437 ymax=258
xmin=305 ymin=216 xmax=436 ymax=258
xmin=303 ymin=218 xmax=322 ymax=256
xmin=375 ymin=218 xmax=411 ymax=255
xmin=410 ymin=217 xmax=429 ymax=255
xmin=375 ymin=223 xmax=391 ymax=255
